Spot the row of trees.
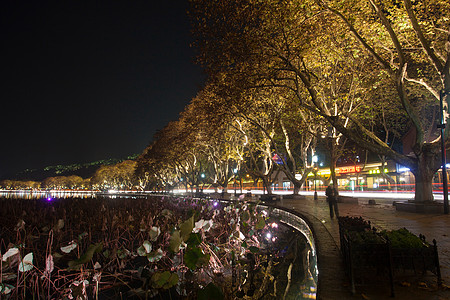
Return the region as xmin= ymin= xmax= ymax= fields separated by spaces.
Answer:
xmin=135 ymin=0 xmax=449 ymax=202
xmin=6 ymin=1 xmax=447 ymax=203
xmin=0 ymin=160 xmax=137 ymax=191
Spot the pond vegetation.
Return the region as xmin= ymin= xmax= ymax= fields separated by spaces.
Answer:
xmin=0 ymin=196 xmax=316 ymax=299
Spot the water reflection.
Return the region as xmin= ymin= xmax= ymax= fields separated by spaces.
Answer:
xmin=260 ymin=205 xmax=318 ymax=299
xmin=0 ymin=190 xmax=96 ymax=199
xmin=0 ymin=190 xmax=155 ymax=200
xmin=215 ymin=199 xmax=318 ymax=299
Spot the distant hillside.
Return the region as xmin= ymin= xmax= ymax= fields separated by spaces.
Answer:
xmin=11 ymin=154 xmax=139 ymax=181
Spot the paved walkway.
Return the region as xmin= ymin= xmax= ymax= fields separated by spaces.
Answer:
xmin=278 ymin=196 xmax=450 ymax=300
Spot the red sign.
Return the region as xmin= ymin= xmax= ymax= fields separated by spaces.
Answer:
xmin=336 ymin=166 xmax=361 ymax=174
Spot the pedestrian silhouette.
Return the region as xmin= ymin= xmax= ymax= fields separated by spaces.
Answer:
xmin=325 ymin=184 xmax=339 ymax=218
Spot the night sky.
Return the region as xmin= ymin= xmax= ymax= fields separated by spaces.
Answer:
xmin=1 ymin=1 xmax=204 ymax=178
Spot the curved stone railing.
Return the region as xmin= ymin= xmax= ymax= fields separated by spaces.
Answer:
xmin=258 ymin=204 xmax=316 ymax=257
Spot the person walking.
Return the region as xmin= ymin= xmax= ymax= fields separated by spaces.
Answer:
xmin=325 ymin=184 xmax=339 ymax=218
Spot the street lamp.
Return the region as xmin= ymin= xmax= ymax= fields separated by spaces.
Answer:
xmin=233 ymin=168 xmax=238 ymax=197
xmin=312 ymin=155 xmax=318 ymax=200
xmin=314 ymin=167 xmax=318 ymax=200
xmin=439 ymin=89 xmax=450 ymax=214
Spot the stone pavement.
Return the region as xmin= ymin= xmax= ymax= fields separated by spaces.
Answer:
xmin=277 ymin=196 xmax=450 ymax=300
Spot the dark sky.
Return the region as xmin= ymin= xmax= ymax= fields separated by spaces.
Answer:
xmin=1 ymin=1 xmax=205 ymax=178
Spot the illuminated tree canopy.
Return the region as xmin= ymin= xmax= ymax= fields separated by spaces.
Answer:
xmin=189 ymin=0 xmax=450 ymax=202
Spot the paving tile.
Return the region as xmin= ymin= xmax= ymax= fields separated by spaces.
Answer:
xmin=277 ymin=197 xmax=450 ymax=300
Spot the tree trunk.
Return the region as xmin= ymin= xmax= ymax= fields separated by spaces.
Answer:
xmin=413 ymin=170 xmax=434 ymax=202
xmin=411 ymin=144 xmax=440 ymax=203
xmin=329 ymin=138 xmax=338 ymax=187
xmin=262 ymin=177 xmax=272 ymax=194
xmin=293 ymin=182 xmax=301 ymax=195
xmin=412 ymin=161 xmax=435 ymax=203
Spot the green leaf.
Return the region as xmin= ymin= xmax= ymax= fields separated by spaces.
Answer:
xmin=242 ymin=241 xmax=248 ymax=248
xmin=149 ymin=226 xmax=161 ymax=241
xmin=255 ymin=215 xmax=265 ymax=230
xmin=249 ymin=246 xmax=259 ymax=254
xmin=0 ymin=283 xmax=15 ymax=295
xmin=68 ymin=243 xmax=103 ymax=269
xmin=61 ymin=241 xmax=77 ymax=254
xmin=151 ymin=271 xmax=179 ymax=289
xmin=197 ymin=252 xmax=210 ymax=267
xmin=103 ymin=249 xmax=110 ymax=258
xmin=184 ymin=247 xmax=209 ymax=270
xmin=197 ymin=282 xmax=224 ymax=300
xmin=137 ymin=245 xmax=146 ymax=257
xmin=241 ymin=210 xmax=250 ymax=222
xmin=147 ymin=248 xmax=164 ymax=263
xmin=137 ymin=240 xmax=152 ymax=256
xmin=117 ymin=248 xmax=130 ymax=259
xmin=161 ymin=209 xmax=172 ymax=217
xmin=169 ymin=230 xmax=182 ymax=253
xmin=78 ymin=232 xmax=88 ymax=241
xmin=18 ymin=252 xmax=33 ymax=272
xmin=180 ymin=216 xmax=194 ymax=241
xmin=186 ymin=233 xmax=202 ymax=248
xmin=55 ymin=219 xmax=64 ymax=231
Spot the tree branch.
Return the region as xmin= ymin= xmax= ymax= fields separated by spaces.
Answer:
xmin=403 ymin=0 xmax=444 ymax=73
xmin=318 ymin=0 xmax=393 ymax=72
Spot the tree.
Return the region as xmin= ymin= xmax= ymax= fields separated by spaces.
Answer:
xmin=314 ymin=0 xmax=450 ymax=202
xmin=190 ymin=0 xmax=450 ymax=202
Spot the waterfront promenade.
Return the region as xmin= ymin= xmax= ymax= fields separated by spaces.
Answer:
xmin=278 ymin=195 xmax=450 ymax=299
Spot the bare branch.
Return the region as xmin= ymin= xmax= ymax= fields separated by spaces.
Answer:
xmin=403 ymin=76 xmax=440 ymax=100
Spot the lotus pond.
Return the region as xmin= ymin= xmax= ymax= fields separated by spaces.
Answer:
xmin=0 ymin=195 xmax=317 ymax=299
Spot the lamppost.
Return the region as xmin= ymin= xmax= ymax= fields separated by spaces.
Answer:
xmin=312 ymin=155 xmax=318 ymax=200
xmin=201 ymin=173 xmax=205 ymax=192
xmin=233 ymin=168 xmax=238 ymax=197
xmin=439 ymin=89 xmax=450 ymax=214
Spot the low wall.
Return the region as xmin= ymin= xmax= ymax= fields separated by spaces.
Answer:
xmin=394 ymin=201 xmax=444 ymax=213
xmin=338 ymin=195 xmax=358 ymax=204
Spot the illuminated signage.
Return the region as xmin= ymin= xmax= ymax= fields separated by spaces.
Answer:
xmin=336 ymin=166 xmax=361 ymax=174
